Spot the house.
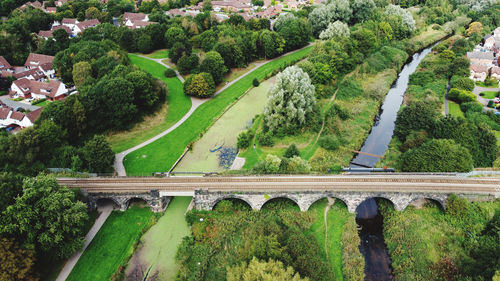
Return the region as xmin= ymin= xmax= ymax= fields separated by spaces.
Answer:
xmin=492 ymin=66 xmax=500 ymax=81
xmin=74 ymin=19 xmax=100 ymax=34
xmin=466 ymin=51 xmax=495 ymax=66
xmin=123 ymin=12 xmax=155 ymax=29
xmin=469 ymin=63 xmax=490 ymax=82
xmin=495 ymin=37 xmax=500 ymax=53
xmin=211 ymin=1 xmax=251 ymax=12
xmin=1 ymin=67 xmax=46 ymax=81
xmin=0 ymin=56 xmax=11 ymax=72
xmin=37 ymin=25 xmax=72 ymax=39
xmin=0 ymin=105 xmax=42 ymax=129
xmin=167 ymin=8 xmax=185 ymax=17
xmin=484 ymin=35 xmax=495 ymax=51
xmin=46 ymin=7 xmax=56 ymax=13
xmin=494 ymin=26 xmax=500 ymax=37
xmin=61 ymin=18 xmax=78 ymax=34
xmin=10 ymin=78 xmax=67 ymax=101
xmin=24 ymin=53 xmax=54 ymax=70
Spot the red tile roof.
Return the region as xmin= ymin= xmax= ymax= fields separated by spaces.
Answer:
xmin=77 ymin=19 xmax=100 ymax=31
xmin=27 ymin=108 xmax=43 ymax=122
xmin=0 ymin=56 xmax=11 ymax=71
xmin=123 ymin=12 xmax=147 ymax=21
xmin=10 ymin=111 xmax=24 ymax=121
xmin=62 ymin=18 xmax=77 ymax=24
xmin=0 ymin=107 xmax=10 ymax=119
xmin=24 ymin=53 xmax=54 ymax=68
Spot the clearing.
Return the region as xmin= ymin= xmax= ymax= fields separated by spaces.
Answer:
xmin=174 ymin=78 xmax=274 ymax=172
xmin=106 ymin=54 xmax=191 ymax=153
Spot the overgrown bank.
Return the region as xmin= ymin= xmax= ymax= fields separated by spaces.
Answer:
xmin=380 ymin=197 xmax=500 ymax=281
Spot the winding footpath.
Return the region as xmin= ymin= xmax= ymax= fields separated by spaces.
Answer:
xmin=114 ymin=45 xmax=311 ymax=176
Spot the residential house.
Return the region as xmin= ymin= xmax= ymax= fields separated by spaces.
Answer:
xmin=484 ymin=35 xmax=495 ymax=51
xmin=123 ymin=12 xmax=156 ymax=29
xmin=469 ymin=63 xmax=490 ymax=82
xmin=61 ymin=18 xmax=78 ymax=34
xmin=0 ymin=56 xmax=11 ymax=72
xmin=10 ymin=78 xmax=67 ymax=101
xmin=0 ymin=105 xmax=42 ymax=129
xmin=74 ymin=19 xmax=100 ymax=34
xmin=211 ymin=1 xmax=251 ymax=12
xmin=466 ymin=51 xmax=495 ymax=66
xmin=37 ymin=25 xmax=72 ymax=39
xmin=492 ymin=66 xmax=500 ymax=80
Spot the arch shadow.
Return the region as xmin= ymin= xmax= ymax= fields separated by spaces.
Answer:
xmin=96 ymin=198 xmax=120 ymax=209
xmin=261 ymin=197 xmax=300 ymax=212
xmin=356 ymin=197 xmax=395 ymax=219
xmin=213 ymin=197 xmax=253 ymax=212
xmin=127 ymin=197 xmax=149 ymax=208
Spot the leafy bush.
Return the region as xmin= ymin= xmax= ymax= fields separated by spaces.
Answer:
xmin=252 ymin=78 xmax=260 ymax=87
xmin=460 ymin=102 xmax=483 ymax=113
xmin=164 ymin=68 xmax=176 ymax=78
xmin=399 ymin=139 xmax=473 ymax=172
xmin=183 ymin=72 xmax=215 ymax=98
xmin=447 ymin=88 xmax=476 ymax=104
xmin=286 ymin=156 xmax=311 ymax=173
xmin=283 ymin=144 xmax=300 ymax=158
xmin=318 ymin=135 xmax=340 ymax=150
xmin=484 ymin=76 xmax=498 ymax=87
xmin=450 ymin=76 xmax=474 ymax=91
xmin=401 ymin=130 xmax=428 ymax=152
xmin=237 ymin=131 xmax=252 ymax=149
xmin=258 ymin=132 xmax=274 ymax=146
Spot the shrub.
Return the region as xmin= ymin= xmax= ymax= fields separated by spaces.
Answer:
xmin=487 ymin=100 xmax=494 ymax=108
xmin=183 ymin=72 xmax=215 ymax=98
xmin=409 ymin=71 xmax=435 ymax=86
xmin=164 ymin=68 xmax=176 ymax=77
xmin=401 ymin=130 xmax=428 ymax=152
xmin=318 ymin=135 xmax=340 ymax=150
xmin=448 ymin=88 xmax=476 ymax=103
xmin=450 ymin=76 xmax=475 ymax=91
xmin=484 ymin=76 xmax=498 ymax=87
xmin=177 ymin=54 xmax=199 ymax=75
xmin=258 ymin=131 xmax=275 ymax=146
xmin=284 ymin=144 xmax=300 ymax=158
xmin=286 ymin=156 xmax=311 ymax=173
xmin=394 ymin=101 xmax=438 ymax=140
xmin=237 ymin=131 xmax=251 ymax=149
xmin=460 ymin=102 xmax=483 ymax=113
xmin=252 ymin=78 xmax=260 ymax=87
xmin=446 ymin=193 xmax=470 ymax=218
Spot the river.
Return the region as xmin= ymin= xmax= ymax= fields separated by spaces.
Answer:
xmin=350 ymin=44 xmax=436 ymax=280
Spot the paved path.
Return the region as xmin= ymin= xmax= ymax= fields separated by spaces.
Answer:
xmin=55 ymin=204 xmax=113 ymax=281
xmin=0 ymin=95 xmax=40 ymax=111
xmin=444 ymin=81 xmax=450 ymax=115
xmin=114 ymin=45 xmax=311 ymax=176
xmin=472 ymin=85 xmax=499 ymax=111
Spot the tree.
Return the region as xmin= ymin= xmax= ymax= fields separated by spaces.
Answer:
xmin=351 ymin=0 xmax=374 ymax=22
xmin=384 ymin=4 xmax=415 ymax=39
xmin=165 ymin=26 xmax=186 ymax=48
xmin=0 ymin=174 xmax=88 ymax=261
xmin=308 ymin=5 xmax=332 ymax=37
xmin=319 ymin=20 xmax=350 ymax=40
xmin=264 ymin=66 xmax=316 ymax=133
xmin=0 ymin=173 xmax=23 ymax=212
xmin=52 ymin=28 xmax=69 ymax=50
xmin=119 ymin=29 xmax=137 ymax=52
xmin=450 ymin=76 xmax=474 ymax=91
xmin=258 ymin=30 xmax=285 ymax=59
xmin=214 ymin=39 xmax=244 ymax=68
xmin=284 ymin=144 xmax=300 ymax=158
xmin=82 ymin=135 xmax=114 ymax=173
xmin=202 ymin=0 xmax=212 ymax=11
xmin=227 ymin=257 xmax=308 ymax=281
xmin=177 ymin=54 xmax=199 ymax=75
xmin=0 ymin=237 xmax=37 ymax=281
xmin=448 ymin=56 xmax=470 ymax=77
xmin=72 ymin=61 xmax=92 ymax=87
xmin=394 ymin=101 xmax=438 ymax=141
xmin=198 ymin=29 xmax=218 ymax=52
xmin=183 ymin=72 xmax=215 ymax=98
xmin=328 ymin=0 xmax=352 ymax=22
xmin=169 ymin=41 xmax=191 ymax=64
xmin=400 ymin=139 xmax=473 ymax=172
xmin=137 ymin=33 xmax=153 ymax=54
xmin=125 ymin=70 xmax=163 ymax=111
xmin=467 ymin=21 xmax=483 ymax=36
xmin=273 ymin=14 xmax=311 ymax=52
xmin=200 ymin=51 xmax=227 ymax=84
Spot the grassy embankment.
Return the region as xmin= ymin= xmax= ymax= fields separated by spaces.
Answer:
xmin=125 ymin=197 xmax=191 ymax=280
xmin=66 ymin=207 xmax=159 ymax=281
xmin=307 ymin=198 xmax=364 ymax=281
xmin=381 ymin=198 xmax=499 ymax=281
xmin=106 ymin=54 xmax=191 ymax=153
xmin=124 ymin=46 xmax=313 ymax=175
xmin=174 ymin=78 xmax=273 ymax=172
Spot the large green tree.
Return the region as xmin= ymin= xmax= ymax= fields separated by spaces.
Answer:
xmin=183 ymin=72 xmax=215 ymax=98
xmin=0 ymin=237 xmax=37 ymax=281
xmin=82 ymin=135 xmax=114 ymax=173
xmin=200 ymin=51 xmax=227 ymax=85
xmin=227 ymin=257 xmax=308 ymax=281
xmin=0 ymin=174 xmax=88 ymax=261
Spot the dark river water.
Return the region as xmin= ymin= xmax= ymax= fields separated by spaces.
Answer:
xmin=350 ymin=45 xmax=436 ymax=280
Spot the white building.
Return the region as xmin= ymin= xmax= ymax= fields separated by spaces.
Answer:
xmin=10 ymin=78 xmax=67 ymax=101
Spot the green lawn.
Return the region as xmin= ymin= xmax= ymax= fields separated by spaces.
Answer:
xmin=66 ymin=207 xmax=159 ymax=281
xmin=144 ymin=49 xmax=169 ymax=59
xmin=476 ymin=81 xmax=499 ymax=88
xmin=448 ymin=101 xmax=464 ymax=118
xmin=174 ymin=78 xmax=273 ymax=172
xmin=124 ymin=46 xmax=312 ymax=175
xmin=125 ymin=197 xmax=191 ymax=280
xmin=106 ymin=54 xmax=192 ymax=153
xmin=494 ymin=130 xmax=500 ymax=146
xmin=34 ymin=100 xmax=50 ymax=107
xmin=480 ymin=90 xmax=499 ymax=99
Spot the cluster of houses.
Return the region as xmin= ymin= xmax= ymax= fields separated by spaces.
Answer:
xmin=123 ymin=12 xmax=157 ymax=29
xmin=468 ymin=27 xmax=500 ymax=82
xmin=19 ymin=0 xmax=69 ymax=13
xmin=0 ymin=54 xmax=69 ymax=131
xmin=38 ymin=18 xmax=100 ymax=38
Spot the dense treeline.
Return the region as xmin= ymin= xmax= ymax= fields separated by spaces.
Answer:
xmin=381 ymin=196 xmax=499 ymax=281
xmin=176 ymin=199 xmax=335 ymax=281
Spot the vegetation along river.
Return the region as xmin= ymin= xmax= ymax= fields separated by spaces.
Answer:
xmin=350 ymin=44 xmax=436 ymax=280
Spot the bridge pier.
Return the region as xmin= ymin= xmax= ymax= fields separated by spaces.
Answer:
xmin=85 ymin=190 xmax=171 ymax=213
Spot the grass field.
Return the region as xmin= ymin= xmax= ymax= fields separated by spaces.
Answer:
xmin=33 ymin=100 xmax=50 ymax=107
xmin=124 ymin=46 xmax=312 ymax=175
xmin=174 ymin=78 xmax=273 ymax=172
xmin=480 ymin=91 xmax=499 ymax=99
xmin=106 ymin=54 xmax=191 ymax=153
xmin=448 ymin=101 xmax=464 ymax=118
xmin=66 ymin=207 xmax=159 ymax=281
xmin=125 ymin=197 xmax=191 ymax=280
xmin=476 ymin=81 xmax=499 ymax=88
xmin=145 ymin=49 xmax=169 ymax=59
xmin=495 ymin=130 xmax=500 ymax=146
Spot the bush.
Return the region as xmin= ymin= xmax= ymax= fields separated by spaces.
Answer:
xmin=286 ymin=156 xmax=311 ymax=173
xmin=401 ymin=130 xmax=428 ymax=152
xmin=284 ymin=144 xmax=300 ymax=158
xmin=399 ymin=139 xmax=473 ymax=172
xmin=327 ymin=103 xmax=350 ymax=120
xmin=460 ymin=102 xmax=483 ymax=113
xmin=164 ymin=68 xmax=176 ymax=77
xmin=450 ymin=76 xmax=475 ymax=91
xmin=318 ymin=135 xmax=340 ymax=151
xmin=394 ymin=101 xmax=438 ymax=140
xmin=484 ymin=76 xmax=498 ymax=87
xmin=237 ymin=131 xmax=252 ymax=149
xmin=258 ymin=131 xmax=274 ymax=146
xmin=448 ymin=88 xmax=476 ymax=104
xmin=252 ymin=78 xmax=260 ymax=87
xmin=177 ymin=54 xmax=199 ymax=75
xmin=183 ymin=72 xmax=215 ymax=98
xmin=487 ymin=100 xmax=494 ymax=108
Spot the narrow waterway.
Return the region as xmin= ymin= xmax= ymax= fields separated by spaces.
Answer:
xmin=350 ymin=44 xmax=436 ymax=280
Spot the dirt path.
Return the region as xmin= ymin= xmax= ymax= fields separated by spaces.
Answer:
xmin=114 ymin=45 xmax=312 ymax=176
xmin=55 ymin=204 xmax=113 ymax=281
xmin=324 ymin=197 xmax=335 ymax=259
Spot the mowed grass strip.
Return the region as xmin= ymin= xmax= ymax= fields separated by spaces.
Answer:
xmin=448 ymin=101 xmax=464 ymax=118
xmin=66 ymin=207 xmax=158 ymax=281
xmin=124 ymin=46 xmax=312 ymax=175
xmin=107 ymin=55 xmax=191 ymax=153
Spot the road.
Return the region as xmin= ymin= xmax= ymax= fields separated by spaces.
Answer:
xmin=55 ymin=203 xmax=114 ymax=281
xmin=114 ymin=45 xmax=311 ymax=176
xmin=444 ymin=81 xmax=450 ymax=115
xmin=0 ymin=95 xmax=40 ymax=111
xmin=57 ymin=175 xmax=500 ymax=195
xmin=472 ymin=85 xmax=499 ymax=111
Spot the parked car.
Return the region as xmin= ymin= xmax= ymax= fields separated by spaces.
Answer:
xmin=494 ymin=97 xmax=500 ymax=104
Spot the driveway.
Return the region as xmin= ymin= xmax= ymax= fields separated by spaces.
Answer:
xmin=472 ymin=86 xmax=499 ymax=111
xmin=0 ymin=95 xmax=40 ymax=111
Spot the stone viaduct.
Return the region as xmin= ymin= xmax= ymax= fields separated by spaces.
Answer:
xmin=57 ymin=175 xmax=500 ymax=213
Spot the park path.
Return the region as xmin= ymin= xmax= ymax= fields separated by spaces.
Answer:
xmin=323 ymin=197 xmax=335 ymax=259
xmin=444 ymin=81 xmax=450 ymax=115
xmin=114 ymin=45 xmax=311 ymax=176
xmin=55 ymin=204 xmax=114 ymax=281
